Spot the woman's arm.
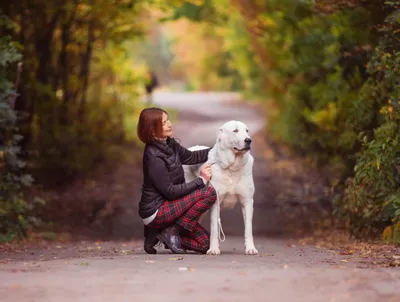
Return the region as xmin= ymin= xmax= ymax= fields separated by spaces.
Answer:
xmin=176 ymin=144 xmax=210 ymax=165
xmin=148 ymin=156 xmax=205 ymax=200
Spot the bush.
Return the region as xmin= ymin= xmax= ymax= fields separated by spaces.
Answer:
xmin=338 ymin=8 xmax=400 ymax=241
xmin=206 ymin=0 xmax=399 ymax=241
xmin=0 ymin=12 xmax=43 ymax=242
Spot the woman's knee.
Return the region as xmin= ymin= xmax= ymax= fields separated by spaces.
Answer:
xmin=200 ymin=185 xmax=217 ymax=203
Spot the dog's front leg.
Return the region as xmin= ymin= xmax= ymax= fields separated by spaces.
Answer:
xmin=241 ymin=200 xmax=258 ymax=255
xmin=207 ymin=203 xmax=220 ymax=255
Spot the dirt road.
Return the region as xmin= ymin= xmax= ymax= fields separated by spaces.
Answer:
xmin=0 ymin=92 xmax=399 ymax=302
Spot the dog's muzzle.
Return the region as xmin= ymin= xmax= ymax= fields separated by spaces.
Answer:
xmin=234 ymin=138 xmax=252 ymax=152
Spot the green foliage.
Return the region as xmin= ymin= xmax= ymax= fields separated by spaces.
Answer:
xmin=0 ymin=12 xmax=44 ymax=242
xmin=155 ymin=0 xmax=245 ymax=91
xmin=242 ymin=1 xmax=375 ymax=159
xmin=0 ymin=1 xmax=151 ymax=238
xmin=161 ymin=0 xmax=218 ymax=22
xmin=1 ymin=1 xmax=148 ymax=184
xmin=337 ymin=6 xmax=400 ymax=241
xmin=33 ymin=40 xmax=147 ymax=182
xmin=216 ymin=4 xmax=264 ymax=97
xmin=1 ymin=0 xmax=398 ymax=243
xmin=340 ymin=116 xmax=400 ymax=236
xmin=234 ymin=0 xmax=399 ymax=241
xmin=163 ymin=0 xmax=399 ymax=241
xmin=89 ymin=41 xmax=147 ymax=143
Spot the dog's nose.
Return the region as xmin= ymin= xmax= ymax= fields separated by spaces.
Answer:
xmin=245 ymin=138 xmax=252 ymax=144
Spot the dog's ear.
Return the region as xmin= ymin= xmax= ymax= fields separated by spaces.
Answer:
xmin=217 ymin=127 xmax=224 ymax=143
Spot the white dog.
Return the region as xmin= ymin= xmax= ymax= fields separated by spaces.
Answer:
xmin=183 ymin=120 xmax=258 ymax=255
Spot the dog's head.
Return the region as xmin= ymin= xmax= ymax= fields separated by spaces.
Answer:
xmin=217 ymin=120 xmax=252 ymax=154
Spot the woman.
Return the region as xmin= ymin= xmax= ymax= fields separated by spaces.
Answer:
xmin=137 ymin=107 xmax=216 ymax=254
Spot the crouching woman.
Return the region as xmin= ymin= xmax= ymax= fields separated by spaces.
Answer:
xmin=137 ymin=107 xmax=216 ymax=254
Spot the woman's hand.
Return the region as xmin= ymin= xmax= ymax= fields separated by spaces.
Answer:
xmin=200 ymin=164 xmax=212 ymax=182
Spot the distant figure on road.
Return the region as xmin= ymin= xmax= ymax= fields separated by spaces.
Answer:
xmin=145 ymin=71 xmax=159 ymax=106
xmin=137 ymin=107 xmax=216 ymax=254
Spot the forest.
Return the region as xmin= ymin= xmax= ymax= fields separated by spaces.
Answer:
xmin=1 ymin=0 xmax=399 ymax=244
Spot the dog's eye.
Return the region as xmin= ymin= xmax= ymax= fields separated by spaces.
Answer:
xmin=233 ymin=129 xmax=239 ymax=133
xmin=246 ymin=129 xmax=249 ymax=133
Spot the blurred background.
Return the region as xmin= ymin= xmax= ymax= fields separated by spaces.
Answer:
xmin=0 ymin=0 xmax=399 ymax=245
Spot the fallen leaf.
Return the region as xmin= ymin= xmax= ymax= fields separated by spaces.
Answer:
xmin=283 ymin=264 xmax=288 ymax=269
xmin=146 ymin=260 xmax=154 ymax=264
xmin=7 ymin=284 xmax=24 ymax=289
xmin=74 ymin=262 xmax=89 ymax=266
xmin=340 ymin=259 xmax=348 ymax=263
xmin=340 ymin=249 xmax=354 ymax=255
xmin=169 ymin=257 xmax=183 ymax=261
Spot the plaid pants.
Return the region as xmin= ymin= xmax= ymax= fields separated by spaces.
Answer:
xmin=147 ymin=184 xmax=217 ymax=253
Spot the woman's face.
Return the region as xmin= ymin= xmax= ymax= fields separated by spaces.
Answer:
xmin=160 ymin=112 xmax=172 ymax=139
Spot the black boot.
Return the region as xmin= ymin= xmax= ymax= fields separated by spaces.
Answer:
xmin=144 ymin=226 xmax=160 ymax=254
xmin=157 ymin=224 xmax=186 ymax=254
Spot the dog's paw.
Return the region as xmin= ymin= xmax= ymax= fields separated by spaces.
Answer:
xmin=245 ymin=246 xmax=258 ymax=255
xmin=206 ymin=247 xmax=221 ymax=255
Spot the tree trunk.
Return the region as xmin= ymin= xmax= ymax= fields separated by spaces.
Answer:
xmin=35 ymin=12 xmax=60 ymax=87
xmin=78 ymin=16 xmax=95 ymax=124
xmin=58 ymin=2 xmax=78 ymax=126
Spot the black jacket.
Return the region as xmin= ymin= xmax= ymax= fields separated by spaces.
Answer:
xmin=138 ymin=137 xmax=210 ymax=219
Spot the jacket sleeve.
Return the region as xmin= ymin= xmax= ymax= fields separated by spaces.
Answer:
xmin=176 ymin=144 xmax=210 ymax=165
xmin=148 ymin=156 xmax=205 ymax=200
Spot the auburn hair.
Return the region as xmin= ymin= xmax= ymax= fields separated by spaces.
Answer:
xmin=137 ymin=107 xmax=168 ymax=144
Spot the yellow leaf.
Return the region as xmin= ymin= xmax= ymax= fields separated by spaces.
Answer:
xmin=169 ymin=257 xmax=184 ymax=261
